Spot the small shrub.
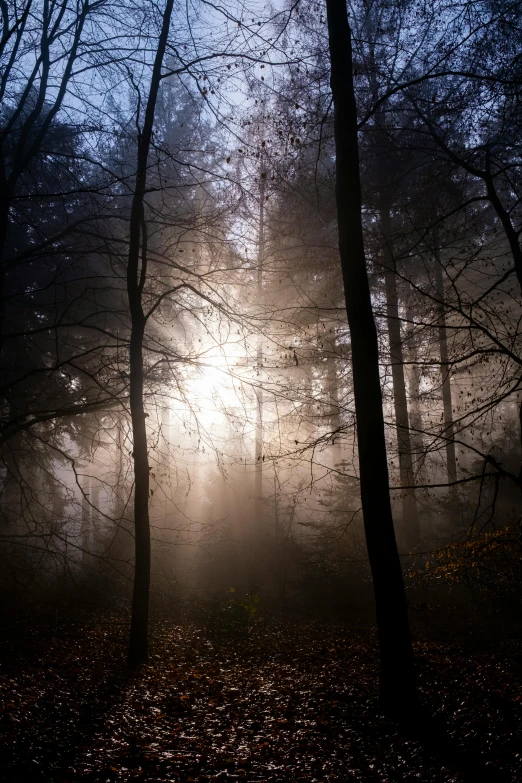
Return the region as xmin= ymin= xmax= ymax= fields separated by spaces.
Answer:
xmin=200 ymin=590 xmax=259 ymax=637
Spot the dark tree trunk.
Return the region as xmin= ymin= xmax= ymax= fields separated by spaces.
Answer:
xmin=81 ymin=472 xmax=91 ymax=564
xmin=250 ymin=166 xmax=266 ymax=592
xmin=380 ymin=203 xmax=420 ymax=550
xmin=366 ymin=43 xmax=419 ymax=549
xmin=432 ymin=229 xmax=457 ymax=488
xmin=254 ymin=168 xmax=265 ymax=527
xmin=324 ymin=333 xmax=342 ymax=469
xmin=405 ymin=294 xmax=425 ymax=486
xmin=127 ymin=316 xmax=151 ymax=665
xmin=0 ymin=175 xmax=8 ymax=354
xmin=126 ymin=0 xmax=174 ymax=666
xmin=325 ymin=0 xmax=417 ymax=709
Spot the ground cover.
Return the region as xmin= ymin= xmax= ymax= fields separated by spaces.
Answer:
xmin=0 ymin=611 xmax=520 ymax=781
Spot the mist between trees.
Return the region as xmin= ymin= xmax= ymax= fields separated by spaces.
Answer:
xmin=1 ymin=0 xmax=521 ymax=707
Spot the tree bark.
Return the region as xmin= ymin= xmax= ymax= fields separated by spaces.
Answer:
xmin=380 ymin=204 xmax=420 ymax=550
xmin=405 ymin=294 xmax=425 ymax=485
xmin=325 ymin=0 xmax=417 ymax=708
xmin=433 ymin=229 xmax=457 ymax=488
xmin=250 ymin=164 xmax=266 ymax=591
xmin=324 ymin=332 xmax=342 ymax=469
xmin=82 ymin=472 xmax=91 ymax=565
xmin=254 ymin=168 xmax=266 ymax=528
xmin=126 ymin=0 xmax=174 ymax=666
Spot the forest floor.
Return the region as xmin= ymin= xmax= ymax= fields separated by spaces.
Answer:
xmin=0 ymin=609 xmax=521 ymax=782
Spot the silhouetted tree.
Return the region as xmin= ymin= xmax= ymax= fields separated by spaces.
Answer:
xmin=325 ymin=0 xmax=417 ymax=709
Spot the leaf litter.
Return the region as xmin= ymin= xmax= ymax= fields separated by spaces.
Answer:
xmin=0 ymin=612 xmax=521 ymax=782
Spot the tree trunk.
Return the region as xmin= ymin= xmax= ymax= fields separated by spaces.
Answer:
xmin=126 ymin=0 xmax=174 ymax=666
xmin=82 ymin=472 xmax=91 ymax=565
xmin=254 ymin=169 xmax=265 ymax=524
xmin=0 ymin=195 xmax=8 ymax=355
xmin=325 ymin=0 xmax=417 ymax=709
xmin=251 ymin=165 xmax=266 ymax=591
xmin=324 ymin=332 xmax=342 ymax=469
xmin=433 ymin=229 xmax=457 ymax=488
xmin=405 ymin=294 xmax=425 ymax=485
xmin=127 ymin=316 xmax=151 ymax=664
xmin=380 ymin=205 xmax=420 ymax=550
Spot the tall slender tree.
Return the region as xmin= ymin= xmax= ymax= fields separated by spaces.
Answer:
xmin=126 ymin=0 xmax=175 ymax=666
xmin=325 ymin=0 xmax=417 ymax=709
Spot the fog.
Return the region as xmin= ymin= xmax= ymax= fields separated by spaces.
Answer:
xmin=1 ymin=1 xmax=521 ymax=778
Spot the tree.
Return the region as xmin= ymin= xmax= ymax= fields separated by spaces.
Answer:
xmin=325 ymin=0 xmax=417 ymax=709
xmin=125 ymin=0 xmax=175 ymax=666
